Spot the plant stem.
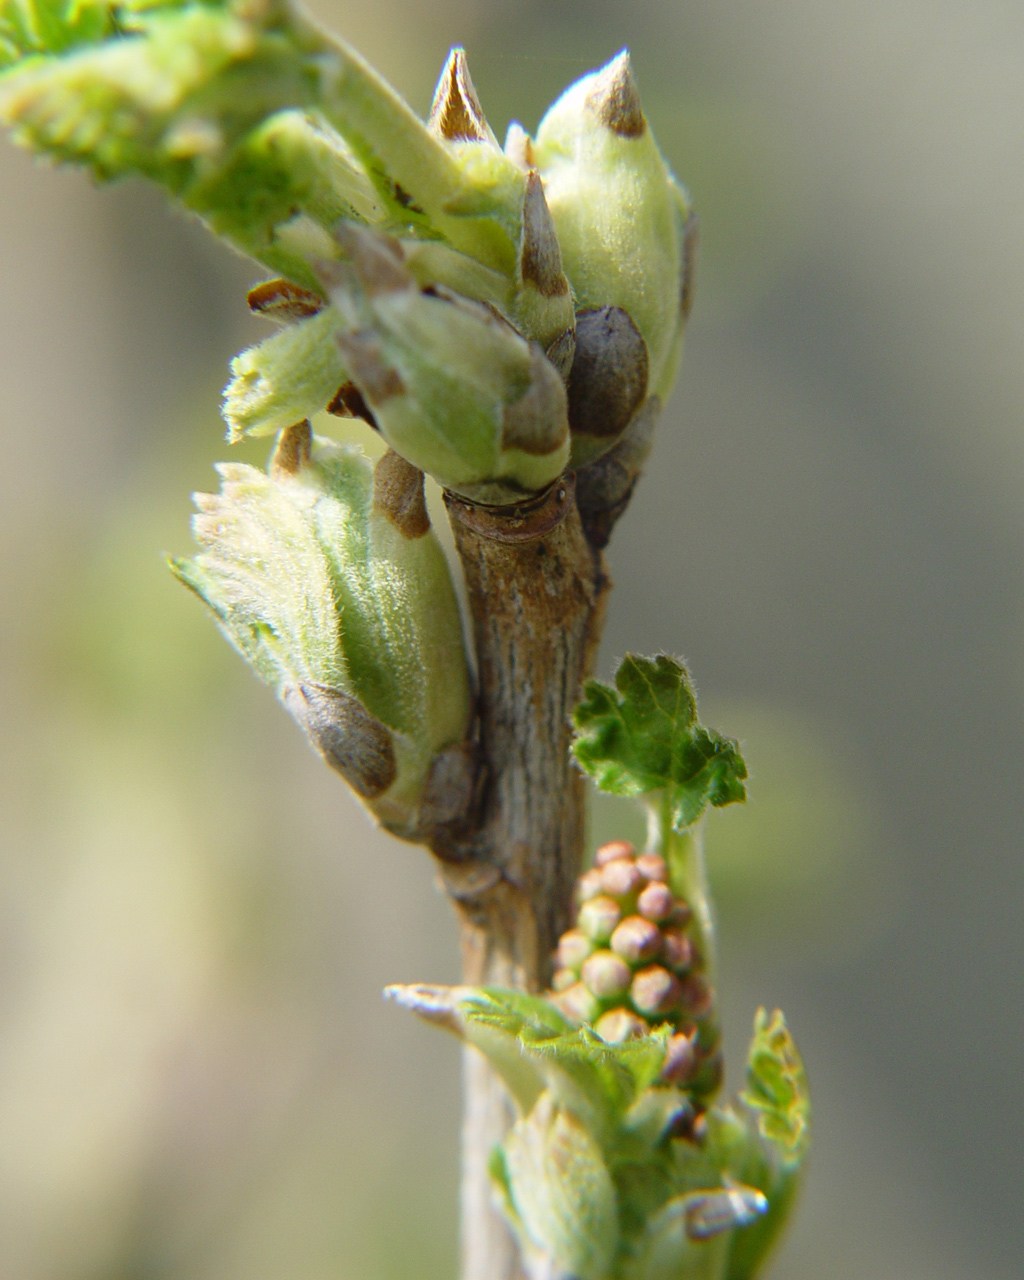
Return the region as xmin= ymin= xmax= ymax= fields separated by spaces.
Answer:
xmin=656 ymin=807 xmax=717 ymax=986
xmin=437 ymin=476 xmax=609 ymax=1280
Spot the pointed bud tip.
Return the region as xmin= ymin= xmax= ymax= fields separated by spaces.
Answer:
xmin=428 ymin=47 xmax=496 ymax=144
xmin=384 ymin=983 xmax=472 ymax=1032
xmin=269 ymin=420 xmax=312 ymax=478
xmin=587 ymin=50 xmax=646 ymax=138
xmin=504 ymin=121 xmax=536 ymax=170
xmin=520 ymin=172 xmax=569 ymax=298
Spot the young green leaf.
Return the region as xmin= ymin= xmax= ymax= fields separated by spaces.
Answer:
xmin=170 ymin=431 xmax=471 ymax=838
xmin=739 ymin=1008 xmax=809 ymax=1168
xmin=0 ymin=2 xmax=528 ymax=278
xmin=502 ymin=1093 xmax=619 ymax=1280
xmin=572 ymin=654 xmax=747 ymax=832
xmin=719 ymin=1009 xmax=810 ymax=1280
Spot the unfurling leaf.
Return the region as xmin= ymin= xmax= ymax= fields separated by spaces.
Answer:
xmin=716 ymin=1009 xmax=810 ymax=1280
xmin=320 ymin=223 xmax=570 ymax=503
xmin=572 ymin=654 xmax=747 ymax=832
xmin=170 ymin=430 xmax=470 ymax=837
xmin=532 ymin=51 xmax=692 ymax=414
xmin=501 ymin=1093 xmax=619 ymax=1280
xmin=741 ymin=1008 xmax=810 ymax=1167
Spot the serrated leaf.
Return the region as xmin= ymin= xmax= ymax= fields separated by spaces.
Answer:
xmin=222 ymin=305 xmax=346 ymax=439
xmin=460 ymin=988 xmax=669 ymax=1135
xmin=572 ymin=654 xmax=747 ymax=832
xmin=716 ymin=1009 xmax=810 ymax=1280
xmin=740 ymin=1008 xmax=809 ymax=1167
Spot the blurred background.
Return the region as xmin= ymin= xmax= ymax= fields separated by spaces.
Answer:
xmin=1 ymin=0 xmax=1022 ymax=1276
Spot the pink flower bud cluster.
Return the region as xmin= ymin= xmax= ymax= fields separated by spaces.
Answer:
xmin=550 ymin=839 xmax=722 ymax=1096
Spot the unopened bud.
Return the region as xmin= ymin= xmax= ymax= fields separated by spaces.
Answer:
xmin=634 ymin=853 xmax=667 ymax=882
xmin=679 ymin=973 xmax=713 ymax=1020
xmin=609 ymin=915 xmax=661 ymax=964
xmin=551 ymin=968 xmax=576 ymax=993
xmin=631 ymin=965 xmax=682 ymax=1017
xmin=594 ymin=1008 xmax=649 ymax=1044
xmin=660 ymin=1030 xmax=699 ymax=1084
xmin=660 ymin=928 xmax=693 ymax=973
xmin=595 ymin=839 xmax=636 ymax=866
xmin=556 ymin=928 xmax=594 ymax=972
xmin=599 ymin=857 xmax=643 ymax=899
xmin=578 ymin=895 xmax=622 ymax=943
xmin=576 ymin=867 xmax=605 ymax=903
xmin=534 ymin=49 xmax=692 ymax=427
xmin=581 ymin=950 xmax=632 ymax=999
xmin=636 ymin=880 xmax=673 ymax=922
xmin=553 ymin=981 xmax=601 ymax=1026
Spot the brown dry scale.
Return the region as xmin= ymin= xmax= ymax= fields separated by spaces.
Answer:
xmin=549 ymin=839 xmax=723 ymax=1107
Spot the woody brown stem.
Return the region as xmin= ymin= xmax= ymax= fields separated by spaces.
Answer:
xmin=437 ymin=475 xmax=610 ymax=1280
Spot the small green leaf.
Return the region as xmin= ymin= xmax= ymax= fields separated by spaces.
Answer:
xmin=572 ymin=654 xmax=747 ymax=832
xmin=222 ymin=305 xmax=346 ymax=440
xmin=171 ymin=434 xmax=471 ymax=837
xmin=740 ymin=1008 xmax=809 ymax=1167
xmin=719 ymin=1009 xmax=810 ymax=1280
xmin=503 ymin=1093 xmax=619 ymax=1280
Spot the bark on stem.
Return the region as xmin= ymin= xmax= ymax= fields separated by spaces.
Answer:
xmin=437 ymin=474 xmax=610 ymax=1280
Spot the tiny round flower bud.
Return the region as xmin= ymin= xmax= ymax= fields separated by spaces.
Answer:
xmin=660 ymin=1030 xmax=698 ymax=1084
xmin=551 ymin=968 xmax=576 ymax=992
xmin=553 ymin=982 xmax=602 ymax=1026
xmin=581 ymin=950 xmax=633 ymax=999
xmin=636 ymin=880 xmax=673 ymax=922
xmin=576 ymin=867 xmax=604 ymax=903
xmin=634 ymin=853 xmax=667 ymax=882
xmin=631 ymin=965 xmax=682 ymax=1017
xmin=595 ymin=839 xmax=635 ymax=866
xmin=594 ymin=1008 xmax=649 ymax=1044
xmin=679 ymin=973 xmax=713 ymax=1019
xmin=578 ymin=895 xmax=622 ymax=943
xmin=660 ymin=927 xmax=693 ymax=973
xmin=556 ymin=928 xmax=594 ymax=972
xmin=599 ymin=858 xmax=643 ymax=899
xmin=610 ymin=915 xmax=661 ymax=964
xmin=668 ymin=900 xmax=693 ymax=927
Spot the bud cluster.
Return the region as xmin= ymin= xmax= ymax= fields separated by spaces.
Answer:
xmin=551 ymin=839 xmax=723 ymax=1101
